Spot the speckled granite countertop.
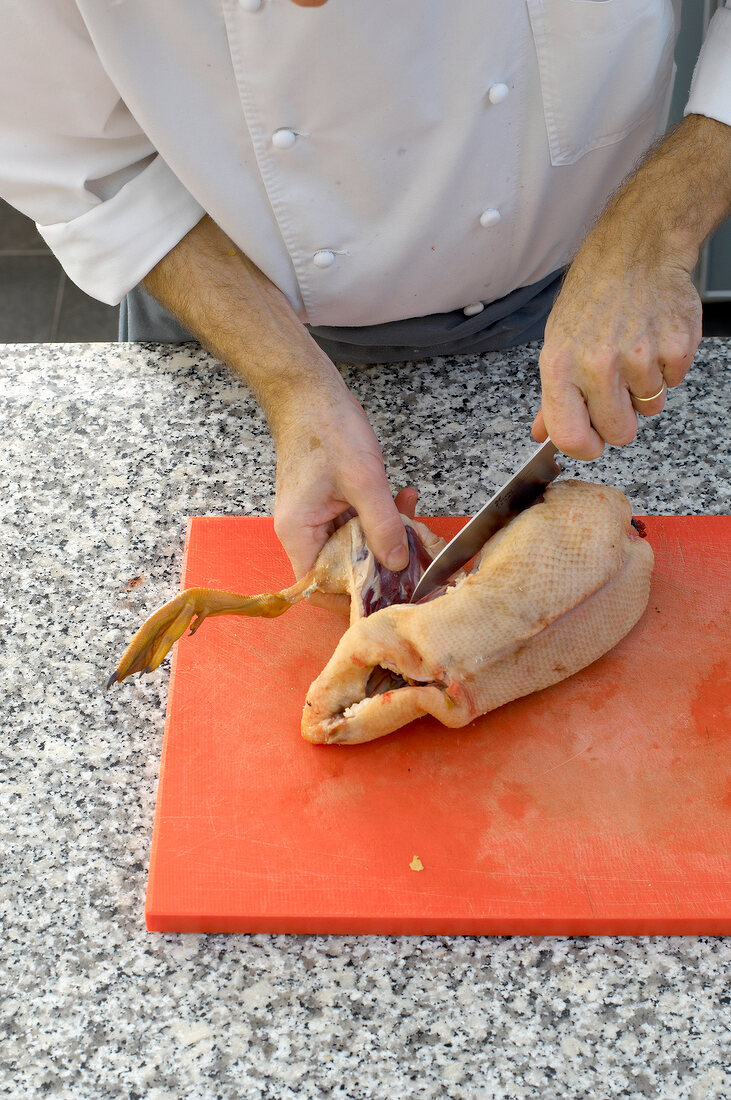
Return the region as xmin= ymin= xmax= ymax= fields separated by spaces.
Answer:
xmin=1 ymin=340 xmax=729 ymax=1100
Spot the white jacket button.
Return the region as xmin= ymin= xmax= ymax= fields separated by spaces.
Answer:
xmin=239 ymin=0 xmax=262 ymax=10
xmin=313 ymin=250 xmax=336 ymax=268
xmin=479 ymin=208 xmax=501 ymax=228
xmin=272 ymin=128 xmax=297 ymax=149
xmin=463 ymin=302 xmax=485 ymax=317
xmin=487 ymin=83 xmax=509 ymax=105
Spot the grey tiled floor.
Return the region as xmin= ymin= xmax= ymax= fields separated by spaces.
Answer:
xmin=0 ymin=199 xmax=119 ymax=342
xmin=0 ymin=197 xmax=729 ymax=343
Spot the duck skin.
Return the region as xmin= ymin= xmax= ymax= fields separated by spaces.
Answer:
xmin=109 ymin=480 xmax=653 ymax=747
xmin=302 ymin=480 xmax=653 ymax=744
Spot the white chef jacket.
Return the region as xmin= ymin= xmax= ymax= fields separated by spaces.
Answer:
xmin=1 ymin=1 xmax=729 ymax=327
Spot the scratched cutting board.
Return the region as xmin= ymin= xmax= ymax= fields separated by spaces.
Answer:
xmin=145 ymin=515 xmax=730 ymax=935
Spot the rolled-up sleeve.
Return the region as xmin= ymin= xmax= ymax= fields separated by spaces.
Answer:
xmin=0 ymin=1 xmax=204 ymax=304
xmin=684 ymin=2 xmax=731 ymax=128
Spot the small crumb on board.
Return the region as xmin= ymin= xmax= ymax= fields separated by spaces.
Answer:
xmin=409 ymin=855 xmax=424 ymax=872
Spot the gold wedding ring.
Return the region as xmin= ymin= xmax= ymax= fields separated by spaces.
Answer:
xmin=630 ymin=380 xmax=667 ymax=402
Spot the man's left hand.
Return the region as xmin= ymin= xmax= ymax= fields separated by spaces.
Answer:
xmin=533 ymin=113 xmax=731 ymax=461
xmin=531 ymin=223 xmax=701 ymax=460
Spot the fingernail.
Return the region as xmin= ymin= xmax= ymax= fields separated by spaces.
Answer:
xmin=386 ymin=545 xmax=409 ymax=572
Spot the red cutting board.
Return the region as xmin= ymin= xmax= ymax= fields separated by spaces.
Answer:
xmin=145 ymin=515 xmax=730 ymax=935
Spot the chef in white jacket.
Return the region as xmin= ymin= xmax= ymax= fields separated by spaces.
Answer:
xmin=1 ymin=0 xmax=730 ymax=578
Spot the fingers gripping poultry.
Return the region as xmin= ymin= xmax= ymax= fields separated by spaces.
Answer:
xmin=302 ymin=481 xmax=653 ymax=743
xmin=109 ymin=481 xmax=653 ymax=747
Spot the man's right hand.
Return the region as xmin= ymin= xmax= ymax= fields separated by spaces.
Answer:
xmin=273 ymin=385 xmax=409 ymax=580
xmin=143 ymin=215 xmax=409 ymax=581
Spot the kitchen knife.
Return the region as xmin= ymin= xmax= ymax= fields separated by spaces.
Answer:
xmin=409 ymin=438 xmax=561 ymax=603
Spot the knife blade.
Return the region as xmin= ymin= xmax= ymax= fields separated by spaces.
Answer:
xmin=409 ymin=438 xmax=561 ymax=603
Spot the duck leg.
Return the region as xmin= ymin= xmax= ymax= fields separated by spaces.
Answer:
xmin=107 ymin=508 xmax=444 ymax=688
xmin=107 ymin=576 xmax=313 ymax=687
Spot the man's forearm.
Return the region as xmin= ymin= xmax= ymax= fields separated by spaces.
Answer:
xmin=592 ymin=113 xmax=731 ymax=267
xmin=142 ymin=215 xmax=347 ymax=442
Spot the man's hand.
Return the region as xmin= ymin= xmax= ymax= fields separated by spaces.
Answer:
xmin=531 ymin=229 xmax=701 ymax=459
xmin=143 ymin=215 xmax=408 ymax=578
xmin=533 ymin=114 xmax=731 ymax=459
xmin=273 ymin=385 xmax=409 ymax=580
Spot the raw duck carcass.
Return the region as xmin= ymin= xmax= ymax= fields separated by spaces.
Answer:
xmin=109 ymin=480 xmax=653 ymax=746
xmin=303 ymin=480 xmax=653 ymax=744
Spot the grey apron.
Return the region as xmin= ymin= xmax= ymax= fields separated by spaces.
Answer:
xmin=119 ymin=268 xmax=563 ymax=362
